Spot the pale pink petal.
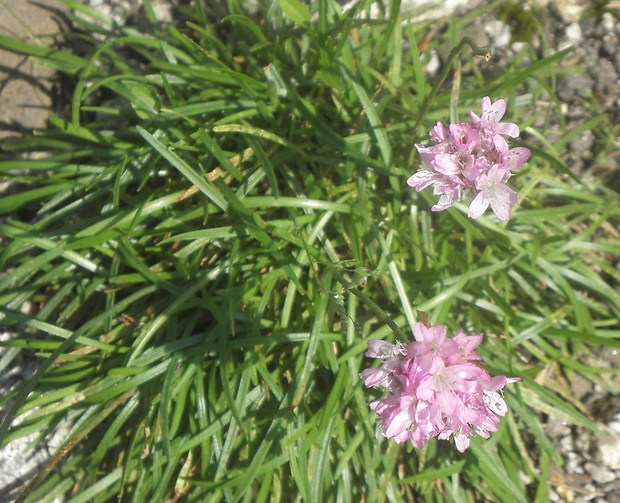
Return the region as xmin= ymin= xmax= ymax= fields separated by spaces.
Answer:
xmin=490 ymin=185 xmax=519 ymax=221
xmin=406 ymin=170 xmax=435 ymax=191
xmin=429 ymin=121 xmax=449 ymax=142
xmin=484 ymin=391 xmax=508 ymax=416
xmin=504 ymin=147 xmax=531 ymax=170
xmin=365 ymin=339 xmax=403 ymax=359
xmin=454 ymin=433 xmax=470 ymax=452
xmin=431 ymin=193 xmax=457 ymax=211
xmin=468 ymin=109 xmax=482 ymax=127
xmin=413 ymin=322 xmax=446 ymax=343
xmin=468 ymin=192 xmax=489 ymax=219
xmin=497 ymin=122 xmax=520 ymax=137
xmin=437 ymin=390 xmax=458 ymax=414
xmin=433 ymin=153 xmax=462 ymax=176
xmin=492 ymin=134 xmax=509 ymax=154
xmin=360 ymin=367 xmax=390 ymax=388
xmin=480 ymin=96 xmax=493 ymax=114
xmin=481 ymin=97 xmax=506 ymax=123
xmin=489 ymin=196 xmax=512 ymax=221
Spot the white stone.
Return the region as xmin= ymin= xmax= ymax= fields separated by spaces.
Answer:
xmin=595 ymin=428 xmax=620 ymax=470
xmin=0 ymin=332 xmax=71 ymax=501
xmin=600 ymin=12 xmax=615 ymax=33
xmin=584 ymin=461 xmax=616 ymax=484
xmin=425 ymin=49 xmax=441 ymax=78
xmin=565 ymin=22 xmax=582 ymax=44
xmin=485 ymin=20 xmax=511 ymax=49
xmin=552 ymin=0 xmax=588 ymax=23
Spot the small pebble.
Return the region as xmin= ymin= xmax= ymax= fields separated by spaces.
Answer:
xmin=424 ymin=49 xmax=441 ymax=78
xmin=601 ymin=12 xmax=616 ymax=33
xmin=584 ymin=461 xmax=616 ymax=484
xmin=594 ymin=430 xmax=620 ymax=470
xmin=485 ymin=20 xmax=511 ymax=49
xmin=547 ymin=416 xmax=571 ymax=438
xmin=565 ymin=22 xmax=582 ymax=44
xmin=566 ymin=451 xmax=583 ymax=474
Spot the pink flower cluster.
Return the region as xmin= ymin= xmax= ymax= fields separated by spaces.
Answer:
xmin=360 ymin=323 xmax=519 ymax=452
xmin=407 ymin=97 xmax=530 ymax=221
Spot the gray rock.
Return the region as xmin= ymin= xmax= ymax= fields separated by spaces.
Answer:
xmin=600 ymin=12 xmax=616 ymax=33
xmin=601 ymin=33 xmax=619 ymax=59
xmin=485 ymin=20 xmax=512 ymax=50
xmin=565 ymin=22 xmax=583 ymax=44
xmin=584 ymin=461 xmax=617 ymax=484
xmin=593 ymin=427 xmax=620 ymax=470
xmin=591 ymin=59 xmax=618 ymax=102
xmin=569 ymin=130 xmax=595 ymax=159
xmin=552 ymin=0 xmax=588 ymax=23
xmin=0 ymin=0 xmax=69 ymax=138
xmin=557 ymin=73 xmax=595 ymax=102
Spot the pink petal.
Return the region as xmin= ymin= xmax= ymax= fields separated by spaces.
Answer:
xmin=492 ymin=134 xmax=509 ymax=154
xmin=431 ymin=193 xmax=458 ymax=211
xmin=468 ymin=109 xmax=482 ymax=126
xmin=491 ymin=185 xmax=519 ymax=220
xmin=416 ymin=378 xmax=436 ymax=401
xmin=489 ymin=196 xmax=512 ymax=221
xmin=482 ymin=97 xmax=507 ymax=123
xmin=365 ymin=339 xmax=402 ymax=358
xmin=413 ymin=322 xmax=439 ymax=343
xmin=360 ymin=367 xmax=390 ymax=388
xmin=437 ymin=390 xmax=458 ymax=414
xmin=454 ymin=433 xmax=470 ymax=452
xmin=480 ymin=96 xmax=493 ymax=114
xmin=429 ymin=121 xmax=449 ymax=142
xmin=384 ymin=403 xmax=415 ymax=438
xmin=497 ymin=122 xmax=520 ymax=138
xmin=433 ymin=153 xmax=462 ymax=176
xmin=468 ymin=192 xmax=489 ymax=219
xmin=484 ymin=392 xmax=508 ymax=416
xmin=504 ymin=147 xmax=531 ymax=170
xmin=407 ymin=170 xmax=434 ymax=191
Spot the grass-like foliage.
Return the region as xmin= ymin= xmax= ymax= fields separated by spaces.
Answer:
xmin=0 ymin=0 xmax=619 ymax=501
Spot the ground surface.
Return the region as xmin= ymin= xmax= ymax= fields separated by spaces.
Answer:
xmin=0 ymin=0 xmax=70 ymax=138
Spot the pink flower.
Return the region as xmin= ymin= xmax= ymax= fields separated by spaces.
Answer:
xmin=360 ymin=340 xmax=407 ymax=389
xmin=468 ymin=165 xmax=519 ymax=221
xmin=448 ymin=329 xmax=483 ymax=364
xmin=407 ymin=97 xmax=530 ymax=221
xmin=407 ymin=323 xmax=458 ymax=368
xmin=468 ymin=96 xmax=520 ymax=138
xmin=360 ymin=322 xmax=519 ymax=452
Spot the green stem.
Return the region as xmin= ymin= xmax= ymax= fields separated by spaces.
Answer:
xmin=414 ymin=36 xmax=491 ymax=134
xmin=329 ymin=267 xmax=408 ymax=341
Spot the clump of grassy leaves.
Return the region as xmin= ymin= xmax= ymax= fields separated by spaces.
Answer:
xmin=0 ymin=0 xmax=618 ymax=501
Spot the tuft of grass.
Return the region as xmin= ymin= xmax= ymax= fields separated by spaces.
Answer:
xmin=0 ymin=0 xmax=618 ymax=501
xmin=494 ymin=0 xmax=544 ymax=43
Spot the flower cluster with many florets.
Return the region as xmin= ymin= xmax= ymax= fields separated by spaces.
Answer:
xmin=360 ymin=322 xmax=519 ymax=452
xmin=407 ymin=97 xmax=530 ymax=221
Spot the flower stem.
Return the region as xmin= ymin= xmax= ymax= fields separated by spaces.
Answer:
xmin=414 ymin=36 xmax=492 ymax=134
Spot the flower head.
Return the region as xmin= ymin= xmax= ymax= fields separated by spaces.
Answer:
xmin=360 ymin=322 xmax=519 ymax=452
xmin=407 ymin=97 xmax=530 ymax=221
